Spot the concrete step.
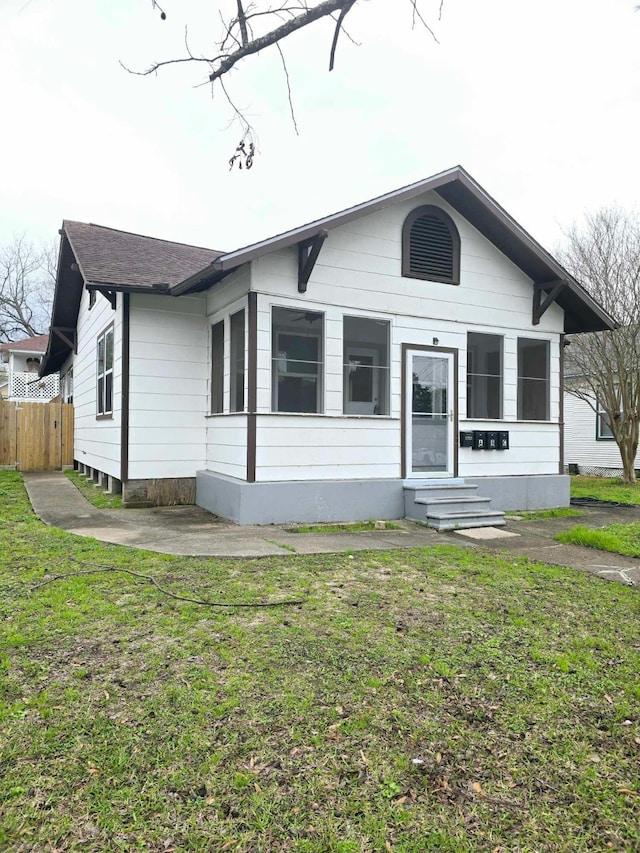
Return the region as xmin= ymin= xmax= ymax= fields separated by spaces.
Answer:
xmin=414 ymin=496 xmax=492 ymax=515
xmin=425 ymin=510 xmax=506 ymax=532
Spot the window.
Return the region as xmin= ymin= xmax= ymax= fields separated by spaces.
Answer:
xmin=229 ymin=310 xmax=245 ymax=413
xmin=343 ymin=316 xmax=390 ymax=415
xmin=402 ymin=205 xmax=460 ymax=284
xmin=211 ymin=321 xmax=224 ymax=414
xmin=596 ymin=401 xmax=615 ymax=440
xmin=96 ymin=326 xmax=114 ymax=416
xmin=467 ymin=333 xmax=503 ymax=419
xmin=62 ymin=368 xmax=74 ymax=404
xmin=517 ymin=338 xmax=550 ymax=420
xmin=272 ymin=307 xmax=323 ymax=413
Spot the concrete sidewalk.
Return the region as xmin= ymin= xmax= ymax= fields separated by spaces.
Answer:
xmin=22 ymin=471 xmax=640 ymax=586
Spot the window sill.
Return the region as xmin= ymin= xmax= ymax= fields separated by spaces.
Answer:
xmin=460 ymin=419 xmax=557 ymax=425
xmin=205 ymin=412 xmax=247 ymax=418
xmin=96 ymin=413 xmax=113 ymax=421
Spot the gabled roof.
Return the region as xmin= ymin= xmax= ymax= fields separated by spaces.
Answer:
xmin=0 ymin=333 xmax=49 ymax=354
xmin=172 ymin=165 xmax=616 ymax=335
xmin=63 ymin=221 xmax=223 ymax=290
xmin=41 ymin=224 xmax=223 ymax=375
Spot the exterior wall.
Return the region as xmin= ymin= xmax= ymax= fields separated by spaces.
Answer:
xmin=249 ymin=189 xmax=562 ymax=483
xmin=128 ymin=292 xmax=209 ymax=480
xmin=564 ymin=391 xmax=639 ymax=473
xmin=73 ymin=289 xmax=122 ymax=479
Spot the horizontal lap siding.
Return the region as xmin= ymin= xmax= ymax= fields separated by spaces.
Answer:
xmin=256 ymin=416 xmax=399 ymax=481
xmin=206 ymin=415 xmax=247 ymax=479
xmin=73 ymin=290 xmax=121 ymax=477
xmin=251 ymin=189 xmax=562 ymax=483
xmin=564 ymin=393 xmax=635 ymax=469
xmin=128 ymin=293 xmax=207 ymax=480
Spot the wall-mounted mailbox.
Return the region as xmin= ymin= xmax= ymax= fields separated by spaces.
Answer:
xmin=498 ymin=431 xmax=510 ymax=450
xmin=487 ymin=431 xmax=498 ymax=450
xmin=459 ymin=431 xmax=474 ymax=448
xmin=472 ymin=430 xmax=487 ymax=450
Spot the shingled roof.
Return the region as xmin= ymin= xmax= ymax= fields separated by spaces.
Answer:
xmin=63 ymin=221 xmax=223 ymax=289
xmin=0 ymin=333 xmax=49 ymax=354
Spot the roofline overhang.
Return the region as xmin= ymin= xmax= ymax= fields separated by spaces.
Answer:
xmin=169 ymin=166 xmax=616 ymax=333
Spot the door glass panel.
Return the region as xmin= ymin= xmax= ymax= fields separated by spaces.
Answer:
xmin=411 ymin=354 xmax=449 ymax=474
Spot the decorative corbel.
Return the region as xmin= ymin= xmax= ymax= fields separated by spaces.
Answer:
xmin=533 ymin=280 xmax=567 ymax=325
xmin=298 ymin=230 xmax=328 ymax=293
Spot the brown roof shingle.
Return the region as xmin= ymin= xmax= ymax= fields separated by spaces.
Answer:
xmin=63 ymin=221 xmax=223 ymax=289
xmin=0 ymin=333 xmax=49 ymax=353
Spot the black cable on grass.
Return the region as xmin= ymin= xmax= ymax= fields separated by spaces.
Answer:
xmin=31 ymin=563 xmax=305 ymax=608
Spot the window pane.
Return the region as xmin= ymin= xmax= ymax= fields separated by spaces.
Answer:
xmin=105 ymin=329 xmax=114 ymax=371
xmin=97 ymin=376 xmax=104 ymax=414
xmin=105 ymin=372 xmax=113 ymax=413
xmin=97 ymin=336 xmax=105 ymax=375
xmin=343 ymin=316 xmax=390 ymax=415
xmin=211 ymin=321 xmax=224 ymax=414
xmin=517 ymin=339 xmax=549 ymax=420
xmin=272 ymin=307 xmax=323 ymax=413
xmin=467 ymin=333 xmax=502 ymax=419
xmin=597 ymin=408 xmax=614 ymax=439
xmin=230 ymin=310 xmax=245 ymax=413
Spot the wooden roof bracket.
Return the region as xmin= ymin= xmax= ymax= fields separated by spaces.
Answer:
xmin=52 ymin=326 xmax=77 ymax=353
xmin=298 ymin=230 xmax=328 ymax=293
xmin=86 ymin=284 xmax=117 ymax=310
xmin=532 ymin=280 xmax=567 ymax=325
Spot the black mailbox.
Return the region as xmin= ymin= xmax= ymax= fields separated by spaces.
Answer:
xmin=498 ymin=431 xmax=509 ymax=450
xmin=487 ymin=431 xmax=498 ymax=450
xmin=472 ymin=430 xmax=487 ymax=450
xmin=459 ymin=431 xmax=474 ymax=448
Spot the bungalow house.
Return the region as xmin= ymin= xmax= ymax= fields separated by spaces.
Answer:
xmin=0 ymin=334 xmax=60 ymax=401
xmin=39 ymin=166 xmax=615 ymax=527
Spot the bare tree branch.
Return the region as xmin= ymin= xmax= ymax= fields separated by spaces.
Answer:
xmin=276 ymin=42 xmax=299 ymax=134
xmin=0 ymin=236 xmax=55 ymax=343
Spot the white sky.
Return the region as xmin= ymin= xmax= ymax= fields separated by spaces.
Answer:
xmin=1 ymin=0 xmax=639 ymax=256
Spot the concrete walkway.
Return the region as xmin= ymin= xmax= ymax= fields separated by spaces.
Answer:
xmin=23 ymin=472 xmax=640 ymax=586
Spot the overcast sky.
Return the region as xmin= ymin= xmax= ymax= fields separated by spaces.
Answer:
xmin=1 ymin=0 xmax=639 ymax=256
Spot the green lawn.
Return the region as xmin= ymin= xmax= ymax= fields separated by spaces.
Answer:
xmin=557 ymin=522 xmax=640 ymax=558
xmin=505 ymin=508 xmax=583 ymax=521
xmin=571 ymin=475 xmax=640 ymax=505
xmin=64 ymin=468 xmax=123 ymax=509
xmin=1 ymin=470 xmax=639 ymax=852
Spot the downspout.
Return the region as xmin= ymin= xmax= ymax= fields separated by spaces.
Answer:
xmin=247 ymin=291 xmax=257 ymax=483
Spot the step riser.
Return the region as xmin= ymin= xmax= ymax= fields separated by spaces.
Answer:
xmin=416 ymin=499 xmax=492 ymax=515
xmin=429 ymin=517 xmax=506 ymax=532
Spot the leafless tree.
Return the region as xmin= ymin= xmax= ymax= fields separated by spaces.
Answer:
xmin=559 ymin=208 xmax=640 ymax=483
xmin=128 ymin=1 xmax=441 ymax=166
xmin=0 ymin=236 xmax=55 ymax=344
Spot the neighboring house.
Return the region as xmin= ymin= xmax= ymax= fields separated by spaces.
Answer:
xmin=0 ymin=334 xmax=60 ymax=402
xmin=40 ymin=166 xmax=615 ymax=526
xmin=563 ymin=384 xmax=640 ymax=477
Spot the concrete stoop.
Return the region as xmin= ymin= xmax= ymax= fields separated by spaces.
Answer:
xmin=404 ymin=480 xmax=505 ymax=531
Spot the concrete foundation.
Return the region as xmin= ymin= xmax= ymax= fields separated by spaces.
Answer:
xmin=197 ymin=471 xmax=571 ymax=525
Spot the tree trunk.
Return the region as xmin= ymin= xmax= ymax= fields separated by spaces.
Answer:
xmin=617 ymin=424 xmax=639 ymax=484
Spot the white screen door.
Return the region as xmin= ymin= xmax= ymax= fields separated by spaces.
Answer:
xmin=406 ymin=350 xmax=455 ymax=477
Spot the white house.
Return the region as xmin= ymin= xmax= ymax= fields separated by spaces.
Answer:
xmin=40 ymin=166 xmax=615 ymax=527
xmin=563 ymin=390 xmax=640 ymax=477
xmin=0 ymin=334 xmax=60 ymax=402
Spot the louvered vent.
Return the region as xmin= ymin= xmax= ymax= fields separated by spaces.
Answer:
xmin=409 ymin=214 xmax=454 ymax=280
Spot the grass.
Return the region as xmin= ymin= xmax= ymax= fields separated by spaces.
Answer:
xmin=64 ymin=468 xmax=123 ymax=509
xmin=557 ymin=522 xmax=640 ymax=558
xmin=505 ymin=508 xmax=584 ymax=521
xmin=571 ymin=475 xmax=640 ymax=505
xmin=286 ymin=521 xmax=402 ymax=534
xmin=1 ymin=469 xmax=639 ymax=852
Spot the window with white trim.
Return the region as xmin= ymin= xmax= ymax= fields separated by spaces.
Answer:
xmin=272 ymin=307 xmax=324 ymax=413
xmin=96 ymin=326 xmax=114 ymax=416
xmin=517 ymin=338 xmax=550 ymax=420
xmin=467 ymin=332 xmax=503 ymax=419
xmin=596 ymin=400 xmax=615 ymax=440
xmin=211 ymin=321 xmax=224 ymax=414
xmin=230 ymin=310 xmax=245 ymax=413
xmin=343 ymin=316 xmax=390 ymax=415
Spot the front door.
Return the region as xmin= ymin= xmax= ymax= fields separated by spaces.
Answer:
xmin=405 ymin=349 xmax=455 ymax=478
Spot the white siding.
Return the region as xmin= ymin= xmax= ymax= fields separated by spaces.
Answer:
xmin=564 ymin=392 xmax=637 ymax=471
xmin=128 ymin=293 xmax=208 ymax=480
xmin=249 ymin=190 xmax=562 ymax=481
xmin=73 ymin=289 xmax=122 ymax=478
xmin=206 ymin=415 xmax=247 ymax=478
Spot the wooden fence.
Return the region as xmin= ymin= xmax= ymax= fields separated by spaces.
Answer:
xmin=0 ymin=400 xmax=73 ymax=471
